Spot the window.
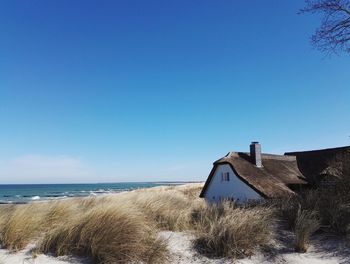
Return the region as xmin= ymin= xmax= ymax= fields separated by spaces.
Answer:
xmin=221 ymin=172 xmax=230 ymax=182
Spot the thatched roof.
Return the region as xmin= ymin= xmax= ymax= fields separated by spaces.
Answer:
xmin=200 ymin=146 xmax=350 ymax=199
xmin=285 ymin=146 xmax=350 ymax=184
xmin=200 ymin=152 xmax=308 ymax=199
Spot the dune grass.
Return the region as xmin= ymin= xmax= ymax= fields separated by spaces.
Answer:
xmin=0 ymin=196 xmax=169 ymax=263
xmin=276 ymin=182 xmax=350 ymax=234
xmin=38 ymin=203 xmax=167 ymax=264
xmin=127 ymin=191 xmax=194 ymax=231
xmin=0 ymin=203 xmax=46 ymax=250
xmin=3 ymin=181 xmax=350 ymax=261
xmin=273 ymin=172 xmax=350 ymax=253
xmin=191 ymin=202 xmax=273 ymax=258
xmin=0 ymin=183 xmax=276 ymax=262
xmin=0 ymin=185 xmax=203 ymax=263
xmin=294 ymin=208 xmax=320 ymax=253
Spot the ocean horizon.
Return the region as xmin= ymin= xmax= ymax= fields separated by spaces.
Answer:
xmin=0 ymin=182 xmax=193 ymax=204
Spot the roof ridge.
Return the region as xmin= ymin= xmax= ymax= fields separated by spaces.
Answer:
xmin=285 ymin=145 xmax=350 ymax=155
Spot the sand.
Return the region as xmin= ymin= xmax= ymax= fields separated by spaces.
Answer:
xmin=0 ymin=183 xmax=349 ymax=263
xmin=0 ymin=226 xmax=349 ymax=264
xmin=160 ymin=231 xmax=350 ymax=264
xmin=0 ymin=244 xmax=86 ymax=264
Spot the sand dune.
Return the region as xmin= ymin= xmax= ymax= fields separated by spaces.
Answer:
xmin=0 ymin=183 xmax=349 ymax=264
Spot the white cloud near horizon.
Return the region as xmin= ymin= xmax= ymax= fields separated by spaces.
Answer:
xmin=0 ymin=154 xmax=210 ymax=184
xmin=0 ymin=155 xmax=96 ymax=184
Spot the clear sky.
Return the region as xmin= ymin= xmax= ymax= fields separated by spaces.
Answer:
xmin=0 ymin=0 xmax=349 ymax=184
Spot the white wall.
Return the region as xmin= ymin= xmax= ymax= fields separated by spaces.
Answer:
xmin=204 ymin=164 xmax=261 ymax=203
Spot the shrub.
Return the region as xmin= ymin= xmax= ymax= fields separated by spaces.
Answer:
xmin=272 ymin=189 xmax=321 ymax=229
xmin=272 ymin=195 xmax=300 ymax=230
xmin=275 ymin=182 xmax=350 ymax=236
xmin=315 ymin=184 xmax=350 ymax=235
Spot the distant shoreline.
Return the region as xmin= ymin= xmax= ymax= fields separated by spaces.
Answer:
xmin=0 ymin=181 xmax=202 ymax=205
xmin=0 ymin=181 xmax=202 ymax=186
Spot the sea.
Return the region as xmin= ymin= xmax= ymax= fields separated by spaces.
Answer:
xmin=0 ymin=182 xmax=182 ymax=204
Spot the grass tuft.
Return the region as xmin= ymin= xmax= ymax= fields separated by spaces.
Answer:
xmin=38 ymin=203 xmax=167 ymax=264
xmin=294 ymin=208 xmax=320 ymax=253
xmin=0 ymin=204 xmax=46 ymax=250
xmin=191 ymin=202 xmax=273 ymax=258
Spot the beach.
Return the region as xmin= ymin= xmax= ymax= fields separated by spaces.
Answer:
xmin=0 ymin=183 xmax=349 ymax=264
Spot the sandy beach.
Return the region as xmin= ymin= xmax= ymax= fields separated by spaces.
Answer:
xmin=0 ymin=183 xmax=349 ymax=264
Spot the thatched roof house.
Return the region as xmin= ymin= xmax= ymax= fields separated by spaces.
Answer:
xmin=200 ymin=143 xmax=350 ymax=202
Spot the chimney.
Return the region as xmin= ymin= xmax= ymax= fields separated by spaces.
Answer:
xmin=250 ymin=142 xmax=262 ymax=167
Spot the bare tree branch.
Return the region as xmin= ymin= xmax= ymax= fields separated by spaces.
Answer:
xmin=301 ymin=0 xmax=350 ymax=54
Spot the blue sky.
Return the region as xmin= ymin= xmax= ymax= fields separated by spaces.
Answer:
xmin=0 ymin=0 xmax=349 ymax=183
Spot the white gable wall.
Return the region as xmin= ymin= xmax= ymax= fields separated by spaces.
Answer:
xmin=204 ymin=164 xmax=261 ymax=203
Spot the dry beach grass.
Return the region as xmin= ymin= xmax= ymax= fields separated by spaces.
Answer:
xmin=0 ymin=194 xmax=168 ymax=263
xmin=38 ymin=202 xmax=167 ymax=264
xmin=3 ymin=180 xmax=349 ymax=263
xmin=191 ymin=202 xmax=273 ymax=258
xmin=0 ymin=183 xmax=275 ymax=263
xmin=273 ymin=172 xmax=350 ymax=253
